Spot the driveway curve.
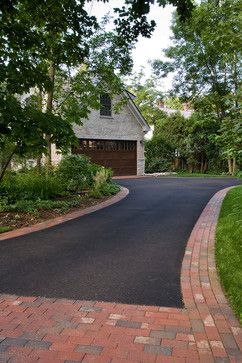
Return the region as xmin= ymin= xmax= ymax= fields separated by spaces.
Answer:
xmin=0 ymin=177 xmax=241 ymax=308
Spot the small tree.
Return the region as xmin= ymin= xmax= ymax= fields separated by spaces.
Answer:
xmin=0 ymin=93 xmax=75 ymax=182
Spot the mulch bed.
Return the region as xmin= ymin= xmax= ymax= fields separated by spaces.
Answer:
xmin=0 ymin=195 xmax=110 ymax=231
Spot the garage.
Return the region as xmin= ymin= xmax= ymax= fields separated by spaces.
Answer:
xmin=73 ymin=139 xmax=137 ymax=176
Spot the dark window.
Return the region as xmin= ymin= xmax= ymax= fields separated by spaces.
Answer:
xmin=100 ymin=93 xmax=112 ymax=117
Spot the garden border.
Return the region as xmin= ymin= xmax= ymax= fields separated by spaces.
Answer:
xmin=0 ymin=186 xmax=129 ymax=241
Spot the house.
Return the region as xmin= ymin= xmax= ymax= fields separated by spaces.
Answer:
xmin=52 ymin=91 xmax=150 ymax=176
xmin=157 ymin=100 xmax=193 ymax=119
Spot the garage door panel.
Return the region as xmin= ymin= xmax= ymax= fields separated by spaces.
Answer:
xmin=72 ymin=139 xmax=137 ymax=176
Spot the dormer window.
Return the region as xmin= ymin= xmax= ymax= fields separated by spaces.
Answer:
xmin=100 ymin=93 xmax=112 ymax=117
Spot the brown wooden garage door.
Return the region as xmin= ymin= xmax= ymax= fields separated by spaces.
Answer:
xmin=72 ymin=139 xmax=137 ymax=176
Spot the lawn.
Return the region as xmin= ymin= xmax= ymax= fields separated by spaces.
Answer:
xmin=177 ymin=172 xmax=235 ymax=178
xmin=216 ymin=185 xmax=242 ymax=323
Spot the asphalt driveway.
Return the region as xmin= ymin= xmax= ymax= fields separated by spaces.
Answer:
xmin=0 ymin=177 xmax=241 ymax=307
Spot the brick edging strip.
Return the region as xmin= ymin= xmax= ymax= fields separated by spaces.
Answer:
xmin=181 ymin=186 xmax=242 ymax=360
xmin=0 ymin=186 xmax=129 ymax=241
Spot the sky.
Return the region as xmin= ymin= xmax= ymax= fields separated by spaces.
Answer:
xmin=86 ymin=1 xmax=175 ymax=91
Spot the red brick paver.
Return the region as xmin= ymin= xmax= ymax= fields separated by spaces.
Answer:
xmin=0 ymin=187 xmax=241 ymax=362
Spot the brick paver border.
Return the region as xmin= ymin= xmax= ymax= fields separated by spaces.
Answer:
xmin=0 ymin=187 xmax=129 ymax=241
xmin=0 ymin=186 xmax=241 ymax=362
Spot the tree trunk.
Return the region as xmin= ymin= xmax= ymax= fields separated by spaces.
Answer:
xmin=200 ymin=155 xmax=204 ymax=173
xmin=36 ymin=89 xmax=43 ymax=172
xmin=232 ymin=157 xmax=236 ymax=176
xmin=45 ymin=60 xmax=55 ymax=167
xmin=203 ymin=160 xmax=208 ymax=173
xmin=0 ymin=147 xmax=17 ymax=183
xmin=233 ymin=53 xmax=239 ymax=109
xmin=174 ymin=157 xmax=179 ymax=170
xmin=227 ymin=158 xmax=232 ymax=174
xmin=36 ymin=156 xmax=42 ymax=174
xmin=188 ymin=164 xmax=193 ymax=173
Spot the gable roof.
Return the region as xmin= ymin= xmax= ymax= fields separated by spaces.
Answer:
xmin=125 ymin=90 xmax=150 ymax=133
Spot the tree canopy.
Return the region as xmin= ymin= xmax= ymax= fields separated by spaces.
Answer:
xmin=151 ymin=0 xmax=241 ymax=174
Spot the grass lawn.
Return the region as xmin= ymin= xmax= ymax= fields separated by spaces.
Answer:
xmin=177 ymin=172 xmax=235 ymax=178
xmin=216 ymin=185 xmax=242 ymax=323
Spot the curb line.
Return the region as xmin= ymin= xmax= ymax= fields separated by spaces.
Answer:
xmin=0 ymin=186 xmax=129 ymax=241
xmin=181 ymin=186 xmax=241 ymax=357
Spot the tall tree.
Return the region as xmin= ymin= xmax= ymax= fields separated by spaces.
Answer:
xmin=127 ymin=71 xmax=165 ymax=126
xmin=0 ymin=0 xmax=194 ymax=178
xmin=152 ymin=0 xmax=242 ymax=173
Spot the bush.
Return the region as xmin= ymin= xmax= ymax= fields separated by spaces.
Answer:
xmin=0 ymin=197 xmax=82 ymax=213
xmin=145 ymin=136 xmax=174 ymax=173
xmin=56 ymin=155 xmax=96 ymax=192
xmin=89 ymin=182 xmax=119 ymax=198
xmin=0 ymin=226 xmax=12 ymax=233
xmin=0 ymin=171 xmax=65 ymax=203
xmin=99 ymin=182 xmax=120 ymax=195
xmin=93 ymin=168 xmax=113 ymax=191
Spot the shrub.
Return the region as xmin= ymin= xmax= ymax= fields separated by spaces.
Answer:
xmin=93 ymin=168 xmax=112 ymax=191
xmin=0 ymin=226 xmax=12 ymax=233
xmin=99 ymin=182 xmax=120 ymax=196
xmin=1 ymin=197 xmax=82 ymax=213
xmin=56 ymin=155 xmax=95 ymax=192
xmin=0 ymin=171 xmax=65 ymax=203
xmin=145 ymin=136 xmax=174 ymax=173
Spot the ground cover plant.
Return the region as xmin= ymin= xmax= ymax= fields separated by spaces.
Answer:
xmin=0 ymin=155 xmax=119 ymax=232
xmin=216 ymin=185 xmax=242 ymax=323
xmin=176 ymin=172 xmax=237 ymax=178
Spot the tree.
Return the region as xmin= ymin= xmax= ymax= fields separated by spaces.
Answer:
xmin=0 ymin=9 xmax=134 ymax=177
xmin=185 ymin=111 xmax=220 ymax=173
xmin=216 ymin=106 xmax=242 ymax=174
xmin=0 ymin=0 xmax=194 ymax=94
xmin=152 ymin=0 xmax=242 ymax=173
xmin=0 ymin=0 xmax=195 ymax=179
xmin=127 ymin=71 xmax=165 ymax=126
xmin=0 ymin=93 xmax=76 ymax=182
xmin=145 ymin=134 xmax=174 ymax=173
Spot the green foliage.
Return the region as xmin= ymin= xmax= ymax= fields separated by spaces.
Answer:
xmin=0 ymin=92 xmax=77 ymax=182
xmin=216 ymin=186 xmax=242 ymax=322
xmin=0 ymin=155 xmax=118 ymax=210
xmin=0 ymin=171 xmax=65 ymax=203
xmin=146 ymin=107 xmax=231 ymax=173
xmin=184 ymin=110 xmax=220 ymax=172
xmin=156 ymin=112 xmax=187 ymax=153
xmin=216 ymin=107 xmax=242 ymax=163
xmin=56 ymin=155 xmax=99 ymax=192
xmin=128 ymin=72 xmax=165 ymax=126
xmin=89 ymin=167 xmax=117 ymax=198
xmin=0 ymin=226 xmax=12 ymax=234
xmin=153 ymin=0 xmax=241 ymax=105
xmin=164 ymin=97 xmax=183 ymax=110
xmin=99 ymin=182 xmax=120 ymax=196
xmin=145 ymin=135 xmax=174 ymax=173
xmin=0 ymin=198 xmax=81 ymax=214
xmin=177 ymin=172 xmax=231 ymax=177
xmin=89 ymin=182 xmax=120 ymax=199
xmin=89 ymin=167 xmax=115 ymax=198
xmin=152 ymin=0 xmax=241 ymax=173
xmin=93 ymin=168 xmax=113 ymax=190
